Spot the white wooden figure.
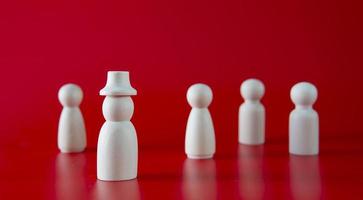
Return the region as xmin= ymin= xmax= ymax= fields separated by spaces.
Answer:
xmin=97 ymin=71 xmax=138 ymax=181
xmin=238 ymin=79 xmax=266 ymax=145
xmin=185 ymin=83 xmax=215 ymax=159
xmin=58 ymin=83 xmax=87 ymax=153
xmin=289 ymin=82 xmax=319 ymax=155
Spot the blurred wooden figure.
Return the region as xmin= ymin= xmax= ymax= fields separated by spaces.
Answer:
xmin=289 ymin=82 xmax=319 ymax=155
xmin=185 ymin=83 xmax=215 ymax=159
xmin=58 ymin=84 xmax=87 ymax=153
xmin=238 ymin=79 xmax=265 ymax=145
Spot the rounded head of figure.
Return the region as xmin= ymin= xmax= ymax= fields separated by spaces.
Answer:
xmin=187 ymin=83 xmax=213 ymax=108
xmin=58 ymin=83 xmax=83 ymax=107
xmin=290 ymin=82 xmax=318 ymax=107
xmin=102 ymin=96 xmax=134 ymax=121
xmin=240 ymin=79 xmax=265 ymax=101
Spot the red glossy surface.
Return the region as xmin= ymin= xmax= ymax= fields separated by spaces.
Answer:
xmin=0 ymin=0 xmax=363 ymax=199
xmin=1 ymin=135 xmax=363 ymax=199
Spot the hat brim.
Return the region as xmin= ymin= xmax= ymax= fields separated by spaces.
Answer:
xmin=100 ymin=86 xmax=137 ymax=96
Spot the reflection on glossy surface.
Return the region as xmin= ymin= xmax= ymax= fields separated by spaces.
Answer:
xmin=55 ymin=153 xmax=87 ymax=200
xmin=289 ymin=155 xmax=322 ymax=200
xmin=238 ymin=144 xmax=265 ymax=199
xmin=92 ymin=179 xmax=140 ymax=200
xmin=182 ymin=159 xmax=217 ymax=200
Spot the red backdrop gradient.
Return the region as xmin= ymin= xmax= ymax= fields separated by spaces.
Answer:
xmin=1 ymin=0 xmax=362 ymax=148
xmin=0 ymin=0 xmax=362 ymax=199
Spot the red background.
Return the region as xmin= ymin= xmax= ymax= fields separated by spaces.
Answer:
xmin=0 ymin=0 xmax=363 ymax=199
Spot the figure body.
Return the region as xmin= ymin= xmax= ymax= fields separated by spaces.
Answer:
xmin=97 ymin=121 xmax=138 ymax=180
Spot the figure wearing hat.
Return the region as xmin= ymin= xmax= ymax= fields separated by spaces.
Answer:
xmin=97 ymin=71 xmax=138 ymax=181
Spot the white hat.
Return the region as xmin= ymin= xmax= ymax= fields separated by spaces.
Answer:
xmin=100 ymin=71 xmax=137 ymax=96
